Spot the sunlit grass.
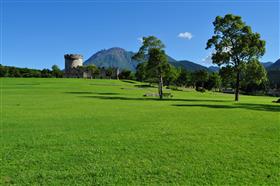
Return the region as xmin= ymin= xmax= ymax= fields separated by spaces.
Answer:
xmin=1 ymin=78 xmax=279 ymax=185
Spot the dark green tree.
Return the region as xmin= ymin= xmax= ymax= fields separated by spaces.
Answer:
xmin=119 ymin=69 xmax=132 ymax=80
xmin=135 ymin=62 xmax=147 ymax=81
xmin=193 ymin=70 xmax=209 ymax=89
xmin=164 ymin=65 xmax=179 ymax=86
xmin=51 ymin=65 xmax=62 ymax=78
xmin=206 ymin=73 xmax=221 ymax=91
xmin=241 ymin=59 xmax=268 ymax=93
xmin=85 ymin=65 xmax=98 ymax=79
xmin=175 ymin=68 xmax=191 ymax=87
xmin=133 ymin=36 xmax=170 ymax=99
xmin=219 ymin=65 xmax=235 ymax=88
xmin=206 ymin=14 xmax=266 ymax=101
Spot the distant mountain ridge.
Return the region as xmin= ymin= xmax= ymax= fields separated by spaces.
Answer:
xmin=84 ymin=47 xmax=278 ymax=72
xmin=84 ymin=47 xmax=218 ymax=72
xmin=267 ymin=59 xmax=280 ymax=70
xmin=262 ymin=62 xmax=274 ymax=68
xmin=170 ymin=60 xmax=210 ymax=72
xmin=84 ymin=47 xmax=140 ymax=71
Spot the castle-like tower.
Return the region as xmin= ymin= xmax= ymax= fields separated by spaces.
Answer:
xmin=64 ymin=54 xmax=83 ymax=77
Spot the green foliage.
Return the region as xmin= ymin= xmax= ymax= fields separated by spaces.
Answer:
xmin=241 ymin=60 xmax=268 ymax=93
xmin=132 ymin=36 xmax=165 ymax=62
xmin=133 ymin=36 xmax=170 ymax=99
xmin=192 ymin=70 xmax=209 ymax=89
xmin=219 ymin=65 xmax=235 ymax=88
xmin=146 ymin=48 xmax=170 ymax=80
xmin=164 ymin=65 xmax=180 ymax=86
xmin=51 ymin=65 xmax=63 ymax=78
xmin=175 ymin=68 xmax=191 ymax=87
xmin=118 ymin=69 xmax=133 ymax=80
xmin=206 ymin=14 xmax=266 ymax=101
xmin=135 ymin=62 xmax=147 ymax=81
xmin=206 ymin=73 xmax=222 ymax=91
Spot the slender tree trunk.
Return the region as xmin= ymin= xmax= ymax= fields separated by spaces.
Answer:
xmin=235 ymin=71 xmax=240 ymax=101
xmin=159 ymin=75 xmax=163 ymax=99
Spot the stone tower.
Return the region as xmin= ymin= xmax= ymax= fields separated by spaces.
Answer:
xmin=64 ymin=54 xmax=83 ymax=77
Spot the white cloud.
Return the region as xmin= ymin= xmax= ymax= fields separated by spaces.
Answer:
xmin=178 ymin=32 xmax=193 ymax=40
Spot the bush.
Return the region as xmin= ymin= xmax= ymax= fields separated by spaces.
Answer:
xmin=196 ymin=87 xmax=206 ymax=93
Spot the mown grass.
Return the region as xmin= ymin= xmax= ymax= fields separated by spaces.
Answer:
xmin=1 ymin=78 xmax=279 ymax=185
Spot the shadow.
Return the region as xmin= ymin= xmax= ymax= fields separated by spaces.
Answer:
xmin=82 ymin=95 xmax=232 ymax=103
xmin=134 ymin=84 xmax=154 ymax=88
xmin=121 ymin=80 xmax=137 ymax=84
xmin=80 ymin=95 xmax=279 ymax=112
xmin=65 ymin=92 xmax=120 ymax=95
xmin=16 ymin=83 xmax=40 ymax=86
xmin=89 ymin=83 xmax=120 ymax=86
xmin=173 ymin=103 xmax=280 ymax=112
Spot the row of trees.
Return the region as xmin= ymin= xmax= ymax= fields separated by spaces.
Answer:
xmin=0 ymin=64 xmax=63 ymax=78
xmin=132 ymin=14 xmax=267 ymax=101
xmin=0 ymin=64 xmax=134 ymax=80
xmin=135 ymin=59 xmax=268 ymax=92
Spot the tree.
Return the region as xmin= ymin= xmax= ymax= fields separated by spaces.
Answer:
xmin=241 ymin=59 xmax=268 ymax=93
xmin=193 ymin=70 xmax=209 ymax=89
xmin=118 ymin=69 xmax=132 ymax=80
xmin=85 ymin=65 xmax=98 ymax=79
xmin=219 ymin=65 xmax=235 ymax=88
xmin=206 ymin=73 xmax=221 ymax=91
xmin=106 ymin=67 xmax=115 ymax=79
xmin=51 ymin=65 xmax=62 ymax=78
xmin=133 ymin=36 xmax=170 ymax=99
xmin=164 ymin=65 xmax=179 ymax=86
xmin=206 ymin=14 xmax=265 ymax=101
xmin=135 ymin=63 xmax=147 ymax=82
xmin=175 ymin=68 xmax=191 ymax=87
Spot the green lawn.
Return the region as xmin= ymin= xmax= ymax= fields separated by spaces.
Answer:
xmin=1 ymin=78 xmax=279 ymax=185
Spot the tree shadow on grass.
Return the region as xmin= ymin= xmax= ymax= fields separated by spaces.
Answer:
xmin=65 ymin=92 xmax=120 ymax=95
xmin=121 ymin=80 xmax=137 ymax=84
xmin=172 ymin=103 xmax=280 ymax=112
xmin=81 ymin=95 xmax=232 ymax=103
xmin=80 ymin=95 xmax=279 ymax=112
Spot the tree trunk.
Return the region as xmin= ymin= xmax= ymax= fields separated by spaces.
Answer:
xmin=159 ymin=75 xmax=163 ymax=99
xmin=235 ymin=71 xmax=240 ymax=101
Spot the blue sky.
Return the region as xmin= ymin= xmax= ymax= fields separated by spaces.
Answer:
xmin=1 ymin=0 xmax=279 ymax=69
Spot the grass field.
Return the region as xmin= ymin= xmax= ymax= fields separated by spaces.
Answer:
xmin=1 ymin=78 xmax=279 ymax=185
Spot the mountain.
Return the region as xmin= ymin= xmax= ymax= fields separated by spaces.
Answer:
xmin=208 ymin=66 xmax=220 ymax=72
xmin=84 ymin=47 xmax=217 ymax=72
xmin=262 ymin=62 xmax=274 ymax=68
xmin=268 ymin=58 xmax=280 ymax=70
xmin=84 ymin=47 xmax=140 ymax=71
xmin=170 ymin=60 xmax=213 ymax=72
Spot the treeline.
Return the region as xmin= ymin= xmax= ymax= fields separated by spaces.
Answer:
xmin=0 ymin=64 xmax=134 ymax=80
xmin=0 ymin=64 xmax=63 ymax=78
xmin=134 ymin=59 xmax=270 ymax=95
xmin=1 ymin=61 xmax=277 ymax=96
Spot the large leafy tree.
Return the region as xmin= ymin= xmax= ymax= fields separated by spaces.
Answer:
xmin=133 ymin=36 xmax=170 ymax=99
xmin=206 ymin=14 xmax=265 ymax=101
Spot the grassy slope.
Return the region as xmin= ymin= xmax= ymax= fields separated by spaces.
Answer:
xmin=1 ymin=78 xmax=279 ymax=185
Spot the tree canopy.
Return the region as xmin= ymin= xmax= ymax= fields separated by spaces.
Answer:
xmin=206 ymin=14 xmax=266 ymax=101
